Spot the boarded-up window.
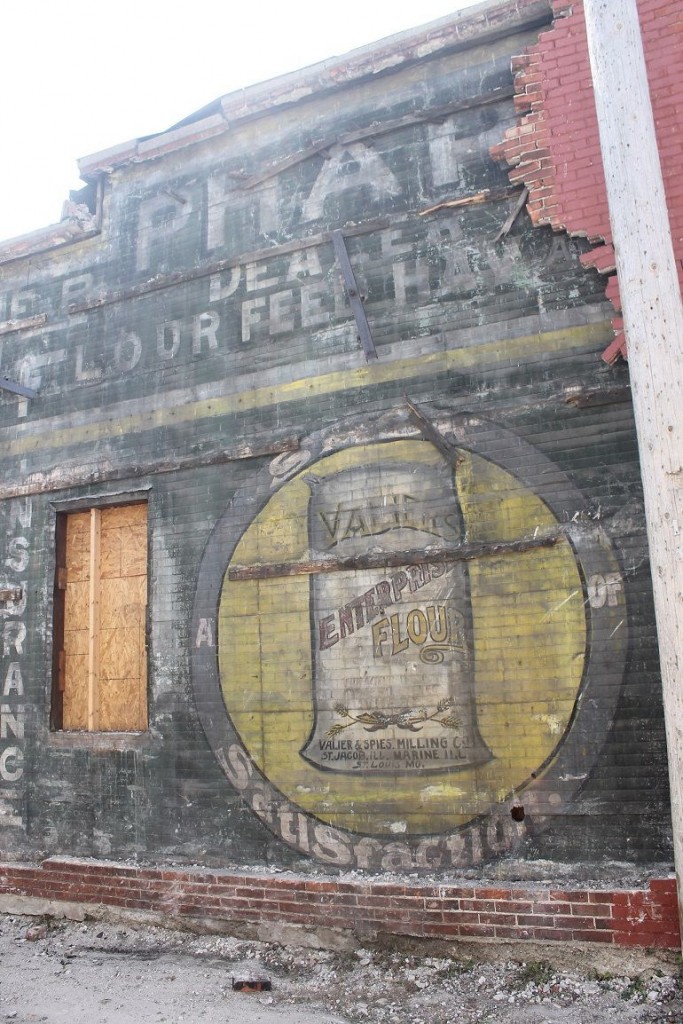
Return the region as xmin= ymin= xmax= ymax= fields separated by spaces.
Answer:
xmin=52 ymin=503 xmax=148 ymax=732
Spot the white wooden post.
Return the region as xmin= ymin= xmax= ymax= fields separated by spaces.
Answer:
xmin=584 ymin=0 xmax=683 ymax=936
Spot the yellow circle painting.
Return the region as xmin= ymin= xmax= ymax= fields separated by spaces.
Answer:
xmin=219 ymin=439 xmax=586 ymax=837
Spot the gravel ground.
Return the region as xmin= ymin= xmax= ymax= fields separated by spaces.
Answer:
xmin=0 ymin=914 xmax=681 ymax=1024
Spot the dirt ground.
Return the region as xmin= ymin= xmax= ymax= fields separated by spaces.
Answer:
xmin=0 ymin=913 xmax=681 ymax=1024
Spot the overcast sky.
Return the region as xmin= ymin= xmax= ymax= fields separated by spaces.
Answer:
xmin=1 ymin=0 xmax=482 ymax=243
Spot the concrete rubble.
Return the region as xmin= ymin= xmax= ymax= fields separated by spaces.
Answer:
xmin=0 ymin=914 xmax=681 ymax=1023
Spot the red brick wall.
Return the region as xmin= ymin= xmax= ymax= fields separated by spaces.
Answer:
xmin=0 ymin=858 xmax=678 ymax=949
xmin=491 ymin=0 xmax=683 ymax=364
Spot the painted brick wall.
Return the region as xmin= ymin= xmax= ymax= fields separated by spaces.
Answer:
xmin=491 ymin=0 xmax=683 ymax=363
xmin=0 ymin=0 xmax=672 ymax=922
xmin=0 ymin=858 xmax=679 ymax=949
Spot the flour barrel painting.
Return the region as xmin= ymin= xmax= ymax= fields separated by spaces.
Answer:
xmin=191 ymin=412 xmax=628 ymax=871
xmin=302 ymin=458 xmax=491 ymax=774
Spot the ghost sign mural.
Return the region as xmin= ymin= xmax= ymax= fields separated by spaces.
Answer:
xmin=192 ymin=410 xmax=627 ymax=871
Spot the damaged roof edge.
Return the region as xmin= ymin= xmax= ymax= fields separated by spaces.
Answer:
xmin=0 ymin=213 xmax=100 ymax=267
xmin=0 ymin=0 xmax=550 ymax=264
xmin=78 ymin=0 xmax=551 ymax=179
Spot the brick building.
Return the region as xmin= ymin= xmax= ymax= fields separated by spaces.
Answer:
xmin=0 ymin=0 xmax=679 ymax=947
xmin=492 ymin=0 xmax=683 ymax=364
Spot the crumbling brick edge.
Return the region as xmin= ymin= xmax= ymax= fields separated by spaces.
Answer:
xmin=489 ymin=0 xmax=624 ymax=362
xmin=491 ymin=0 xmax=683 ymax=368
xmin=0 ymin=858 xmax=678 ymax=949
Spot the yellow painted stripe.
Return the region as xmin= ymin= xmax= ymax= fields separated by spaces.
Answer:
xmin=7 ymin=322 xmax=610 ymax=456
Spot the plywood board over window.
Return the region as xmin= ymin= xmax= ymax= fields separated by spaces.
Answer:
xmin=53 ymin=503 xmax=148 ymax=732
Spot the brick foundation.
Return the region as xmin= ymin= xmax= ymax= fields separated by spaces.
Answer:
xmin=0 ymin=858 xmax=678 ymax=949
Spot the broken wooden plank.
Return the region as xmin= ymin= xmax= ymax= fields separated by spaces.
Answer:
xmin=238 ymin=86 xmax=515 ymax=191
xmin=227 ymin=533 xmax=561 ymax=581
xmin=0 ymin=313 xmax=48 ymax=336
xmin=564 ymin=385 xmax=631 ymax=408
xmin=0 ymin=377 xmax=37 ymax=399
xmin=418 ymin=186 xmax=518 ymax=218
xmin=420 ymin=190 xmax=491 ymax=215
xmin=493 ymin=187 xmax=529 ymax=242
xmin=0 ymin=437 xmax=300 ymax=500
xmin=331 ymin=230 xmax=378 ymax=361
xmin=405 ymin=397 xmax=463 ymax=467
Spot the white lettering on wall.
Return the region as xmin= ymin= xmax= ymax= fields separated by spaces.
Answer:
xmin=588 ymin=573 xmax=623 ymax=608
xmin=195 ymin=618 xmax=215 ymax=648
xmin=136 ymin=193 xmax=194 ymax=272
xmin=301 ymin=143 xmax=402 ymax=221
xmin=0 ymin=499 xmax=30 ymax=792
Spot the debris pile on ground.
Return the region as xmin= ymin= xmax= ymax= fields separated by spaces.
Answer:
xmin=0 ymin=914 xmax=681 ymax=1023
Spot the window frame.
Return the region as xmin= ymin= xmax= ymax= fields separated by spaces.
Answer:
xmin=50 ymin=490 xmax=151 ymax=734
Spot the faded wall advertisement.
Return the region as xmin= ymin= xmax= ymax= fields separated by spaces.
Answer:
xmin=302 ymin=459 xmax=490 ymax=774
xmin=192 ymin=410 xmax=628 ymax=871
